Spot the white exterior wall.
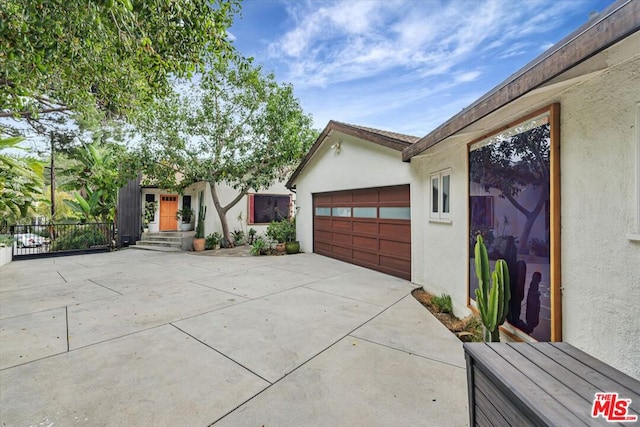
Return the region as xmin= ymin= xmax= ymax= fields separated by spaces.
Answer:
xmin=200 ymin=180 xmax=292 ymax=239
xmin=410 ymin=141 xmax=471 ymax=317
xmin=559 ymin=57 xmax=640 ymax=378
xmin=411 ymin=55 xmax=640 ymax=378
xmin=141 ymin=181 xmax=292 ymax=239
xmin=293 ymin=132 xmax=412 ymax=254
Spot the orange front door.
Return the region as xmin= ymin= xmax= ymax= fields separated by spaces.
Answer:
xmin=159 ymin=195 xmax=178 ymax=231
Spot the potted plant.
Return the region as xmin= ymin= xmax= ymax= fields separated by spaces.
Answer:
xmin=284 ymin=217 xmax=299 ymax=254
xmin=176 ymin=205 xmax=194 ymax=231
xmin=193 ymin=205 xmax=206 ymax=251
xmin=143 ymin=201 xmax=157 ymax=233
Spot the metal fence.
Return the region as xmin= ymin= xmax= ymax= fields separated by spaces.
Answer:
xmin=9 ymin=223 xmax=115 ymax=259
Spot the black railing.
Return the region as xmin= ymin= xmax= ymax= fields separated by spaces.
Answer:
xmin=10 ymin=223 xmax=114 ymax=259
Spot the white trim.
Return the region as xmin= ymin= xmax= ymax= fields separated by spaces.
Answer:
xmin=429 ymin=168 xmax=452 ymax=222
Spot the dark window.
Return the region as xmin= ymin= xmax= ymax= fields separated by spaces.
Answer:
xmin=183 ymin=195 xmax=191 ymax=209
xmin=145 ymin=194 xmax=155 ymax=203
xmin=250 ymin=195 xmax=290 ymax=224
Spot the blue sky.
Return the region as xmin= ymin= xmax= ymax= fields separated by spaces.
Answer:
xmin=229 ymin=0 xmax=614 ymax=137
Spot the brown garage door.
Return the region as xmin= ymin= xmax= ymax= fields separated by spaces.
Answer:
xmin=313 ymin=185 xmax=411 ymax=280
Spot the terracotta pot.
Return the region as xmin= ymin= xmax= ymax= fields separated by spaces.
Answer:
xmin=193 ymin=238 xmax=205 ymax=252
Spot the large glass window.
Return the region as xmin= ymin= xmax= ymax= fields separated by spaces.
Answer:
xmin=249 ymin=194 xmax=290 ymax=224
xmin=468 ymin=107 xmax=560 ymax=342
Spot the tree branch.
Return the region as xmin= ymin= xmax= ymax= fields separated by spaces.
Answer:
xmin=0 ymin=107 xmax=71 ymax=119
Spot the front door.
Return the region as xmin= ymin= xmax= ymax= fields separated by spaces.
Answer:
xmin=159 ymin=195 xmax=178 ymax=231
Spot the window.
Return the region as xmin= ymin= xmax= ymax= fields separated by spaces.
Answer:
xmin=248 ymin=194 xmax=291 ymax=224
xmin=379 ymin=207 xmax=410 ymax=220
xmin=430 ymin=169 xmax=451 ymax=221
xmin=315 ymin=207 xmax=331 ymax=216
xmin=468 ymin=105 xmax=561 ymax=342
xmin=332 ymin=207 xmax=351 ymax=217
xmin=353 ymin=207 xmax=377 ymax=218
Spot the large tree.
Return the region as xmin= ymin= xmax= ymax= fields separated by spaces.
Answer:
xmin=0 ymin=136 xmax=46 ymax=229
xmin=0 ymin=0 xmax=239 ymax=136
xmin=137 ymin=57 xmax=317 ymax=244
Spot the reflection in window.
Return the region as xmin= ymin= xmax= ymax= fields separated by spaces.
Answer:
xmin=380 ymin=207 xmax=410 ymax=220
xmin=250 ymin=194 xmax=290 ymax=224
xmin=431 ymin=177 xmax=439 ymax=213
xmin=353 ymin=207 xmax=377 ymax=218
xmin=469 ymin=112 xmax=552 ymax=342
xmin=442 ymin=175 xmax=450 ymax=213
xmin=332 ymin=207 xmax=351 ymax=217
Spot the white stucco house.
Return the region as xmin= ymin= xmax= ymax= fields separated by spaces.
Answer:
xmin=287 ymin=1 xmax=640 ymax=379
xmin=286 ymin=121 xmax=418 ymax=280
xmin=117 ymin=177 xmax=293 ymax=248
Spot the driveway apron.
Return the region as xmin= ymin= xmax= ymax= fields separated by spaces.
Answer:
xmin=0 ymin=249 xmax=468 ymax=426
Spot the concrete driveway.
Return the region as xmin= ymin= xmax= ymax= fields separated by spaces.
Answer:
xmin=0 ymin=249 xmax=468 ymax=426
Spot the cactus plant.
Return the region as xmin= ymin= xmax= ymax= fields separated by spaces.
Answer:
xmin=474 ymin=235 xmax=511 ymax=342
xmin=195 ymin=205 xmax=206 ymax=239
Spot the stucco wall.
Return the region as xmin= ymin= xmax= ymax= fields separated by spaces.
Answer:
xmin=410 ymin=55 xmax=640 ymax=378
xmin=410 ymin=141 xmax=471 ymax=317
xmin=292 ymin=132 xmax=412 ymax=254
xmin=559 ymin=57 xmax=640 ymax=378
xmin=141 ymin=180 xmax=292 ymax=240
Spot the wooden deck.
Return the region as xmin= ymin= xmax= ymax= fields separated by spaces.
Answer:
xmin=464 ymin=342 xmax=640 ymax=426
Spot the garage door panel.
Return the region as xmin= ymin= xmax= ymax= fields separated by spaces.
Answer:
xmin=380 ymin=255 xmax=411 ymax=274
xmin=353 ymin=249 xmax=378 ymax=264
xmin=313 ymin=185 xmax=410 ymax=280
xmin=332 ymin=245 xmax=352 ymax=258
xmin=331 ymin=232 xmax=352 ymax=244
xmin=379 ymin=223 xmax=410 ymax=238
xmin=353 ymin=190 xmax=378 ymax=203
xmin=380 ymin=239 xmax=411 ymax=257
xmin=352 ymin=221 xmax=378 ymax=234
xmin=353 ymin=235 xmax=378 ymax=251
xmin=331 ymin=219 xmax=352 ymax=230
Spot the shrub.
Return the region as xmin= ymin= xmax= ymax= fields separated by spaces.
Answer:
xmin=250 ymin=236 xmax=267 ymax=256
xmin=231 ymin=229 xmax=245 ymax=245
xmin=431 ymin=294 xmax=453 ymax=314
xmin=266 ymin=218 xmax=296 ymax=243
xmin=52 ymin=227 xmax=108 ymax=251
xmin=205 ymin=232 xmax=222 ymax=250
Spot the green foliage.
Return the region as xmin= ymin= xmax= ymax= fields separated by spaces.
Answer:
xmin=250 ymin=237 xmax=267 ymax=256
xmin=0 ymin=136 xmax=46 ymax=225
xmin=143 ymin=201 xmax=157 ymax=225
xmin=431 ymin=294 xmax=453 ymax=314
xmin=195 ymin=204 xmax=206 ymax=239
xmin=51 ymin=227 xmax=108 ymax=251
xmin=205 ymin=232 xmax=222 ymax=250
xmin=0 ymin=234 xmax=14 ymax=246
xmin=248 ymin=227 xmax=257 ymax=244
xmin=231 ymin=229 xmax=245 ymax=245
xmin=176 ymin=205 xmax=194 ymax=223
xmin=135 ymin=54 xmax=317 ymax=243
xmin=266 ymin=218 xmax=296 ymax=243
xmin=1 ymin=0 xmax=240 ymax=136
xmin=474 ymin=235 xmax=511 ymax=342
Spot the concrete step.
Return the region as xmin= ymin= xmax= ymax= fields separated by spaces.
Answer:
xmin=135 ymin=240 xmax=181 ymax=248
xmin=140 ymin=235 xmax=182 ymax=243
xmin=130 ymin=244 xmax=182 ymax=252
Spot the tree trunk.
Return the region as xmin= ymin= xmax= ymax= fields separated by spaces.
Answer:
xmin=209 ymin=182 xmax=247 ymax=248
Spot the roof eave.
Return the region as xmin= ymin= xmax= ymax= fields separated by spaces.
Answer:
xmin=286 ymin=120 xmax=414 ymax=189
xmin=402 ymin=0 xmax=640 ymax=161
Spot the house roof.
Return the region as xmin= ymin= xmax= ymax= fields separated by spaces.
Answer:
xmin=286 ymin=120 xmax=419 ymax=188
xmin=402 ymin=0 xmax=640 ymax=161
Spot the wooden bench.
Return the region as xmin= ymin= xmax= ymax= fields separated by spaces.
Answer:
xmin=464 ymin=342 xmax=640 ymax=426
